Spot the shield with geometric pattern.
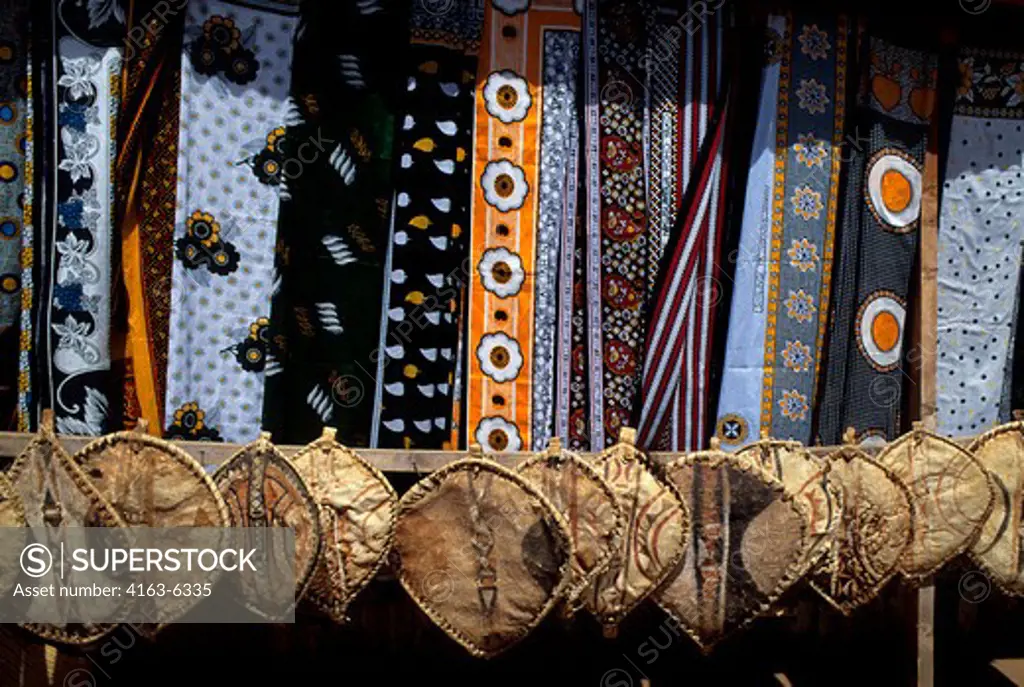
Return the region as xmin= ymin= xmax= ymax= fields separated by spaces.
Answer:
xmin=517 ymin=438 xmax=625 ymax=611
xmin=214 ymin=433 xmax=321 ymax=618
xmin=584 ymin=428 xmax=688 ymax=634
xmin=737 ymin=435 xmax=842 ymax=574
xmin=656 ymin=441 xmax=811 ymax=651
xmin=8 ymin=411 xmax=124 ymax=644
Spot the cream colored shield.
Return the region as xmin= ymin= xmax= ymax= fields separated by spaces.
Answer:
xmin=517 ymin=438 xmax=625 ymax=611
xmin=584 ymin=428 xmax=688 ymax=634
xmin=655 ymin=444 xmax=811 ymax=652
xmin=75 ymin=425 xmax=230 ymax=631
xmin=737 ymin=436 xmax=842 ymax=574
xmin=394 ymin=458 xmax=572 ymax=658
xmin=75 ymin=427 xmax=229 ymax=529
xmin=969 ymin=422 xmax=1024 ymax=595
xmin=0 ymin=472 xmax=24 ymax=596
xmin=875 ymin=424 xmax=994 ymax=579
xmin=214 ymin=433 xmax=322 ymax=614
xmin=290 ymin=428 xmax=398 ymax=622
xmin=811 ymin=443 xmax=914 ymax=614
xmin=9 ymin=412 xmax=124 ymax=644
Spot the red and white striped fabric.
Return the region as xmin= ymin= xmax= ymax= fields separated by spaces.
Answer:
xmin=637 ymin=9 xmax=729 ymax=451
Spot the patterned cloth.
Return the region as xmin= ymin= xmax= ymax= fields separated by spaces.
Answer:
xmin=370 ymin=0 xmax=481 ymax=450
xmin=38 ymin=0 xmax=125 ymax=436
xmin=580 ymin=0 xmax=652 ymax=449
xmin=637 ymin=0 xmax=730 ymax=452
xmin=117 ymin=1 xmax=184 ymax=434
xmin=163 ymin=0 xmax=299 ymax=444
xmin=466 ymin=0 xmax=581 ymax=454
xmin=714 ymin=14 xmax=849 ymax=450
xmin=0 ymin=0 xmax=29 ymax=429
xmin=260 ymin=0 xmax=403 ymax=447
xmin=818 ymin=35 xmax=937 ymax=446
xmin=936 ymin=48 xmax=1024 ymax=437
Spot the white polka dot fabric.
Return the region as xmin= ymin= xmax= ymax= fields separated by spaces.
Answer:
xmin=937 ymin=116 xmax=1024 ymax=437
xmin=164 ymin=0 xmax=298 ymax=443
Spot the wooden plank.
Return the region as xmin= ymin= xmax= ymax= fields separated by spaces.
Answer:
xmin=0 ymin=430 xmax=979 ymax=473
xmin=915 ymin=46 xmax=944 ymax=686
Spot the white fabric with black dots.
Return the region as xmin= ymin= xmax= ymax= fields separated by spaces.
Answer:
xmin=937 ymin=116 xmax=1024 ymax=438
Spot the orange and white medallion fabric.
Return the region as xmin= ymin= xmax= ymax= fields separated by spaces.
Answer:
xmin=468 ymin=0 xmax=581 ymax=453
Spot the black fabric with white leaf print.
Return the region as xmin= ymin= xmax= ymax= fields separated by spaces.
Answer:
xmin=371 ymin=41 xmax=479 ymax=450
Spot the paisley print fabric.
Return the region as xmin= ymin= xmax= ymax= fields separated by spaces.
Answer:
xmin=936 ymin=47 xmax=1024 ymax=437
xmin=818 ymin=36 xmax=937 ymax=445
xmin=117 ymin=1 xmax=184 ymax=434
xmin=38 ymin=0 xmax=125 ymax=436
xmin=163 ymin=0 xmax=299 ymax=444
xmin=714 ymin=14 xmax=849 ymax=450
xmin=0 ymin=0 xmax=29 ymax=429
xmin=581 ymin=0 xmax=652 ymax=449
xmin=466 ymin=0 xmax=581 ymax=454
xmin=371 ymin=0 xmax=481 ymax=450
xmin=260 ymin=0 xmax=403 ymax=447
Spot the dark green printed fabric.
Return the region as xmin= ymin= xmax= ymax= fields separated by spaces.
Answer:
xmin=261 ymin=1 xmax=405 ymax=447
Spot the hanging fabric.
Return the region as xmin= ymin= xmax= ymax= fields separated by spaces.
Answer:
xmin=713 ymin=13 xmax=850 ymax=450
xmin=818 ymin=34 xmax=937 ymax=446
xmin=16 ymin=13 xmax=33 ymax=433
xmin=0 ymin=0 xmax=29 ymax=430
xmin=370 ymin=0 xmax=482 ymax=450
xmin=465 ymin=0 xmax=581 ymax=454
xmin=117 ymin=0 xmax=185 ymax=435
xmin=562 ymin=199 xmax=589 ymax=450
xmin=936 ymin=47 xmax=1024 ymax=437
xmin=636 ymin=0 xmax=730 ymax=452
xmin=580 ymin=0 xmax=652 ymax=450
xmin=163 ymin=0 xmax=299 ymax=444
xmin=260 ymin=1 xmax=403 ymax=448
xmin=38 ymin=0 xmax=126 ymax=435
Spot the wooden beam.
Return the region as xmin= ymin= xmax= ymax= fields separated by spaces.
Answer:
xmin=915 ymin=38 xmax=944 ymax=686
xmin=0 ymin=430 xmax=978 ymax=473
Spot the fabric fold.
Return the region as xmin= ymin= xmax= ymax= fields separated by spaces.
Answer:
xmin=116 ymin=0 xmax=184 ymax=435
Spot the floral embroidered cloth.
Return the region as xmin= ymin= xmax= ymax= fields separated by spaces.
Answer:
xmin=163 ymin=0 xmax=299 ymax=443
xmin=714 ymin=14 xmax=849 ymax=450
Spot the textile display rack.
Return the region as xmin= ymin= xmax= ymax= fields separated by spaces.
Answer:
xmin=8 ymin=0 xmax=1024 ymax=685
